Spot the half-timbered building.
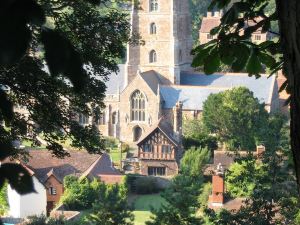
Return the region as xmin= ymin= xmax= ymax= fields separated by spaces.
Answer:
xmin=136 ymin=119 xmax=183 ymax=176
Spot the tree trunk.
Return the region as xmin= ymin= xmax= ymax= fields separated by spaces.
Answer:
xmin=276 ymin=0 xmax=300 ymax=194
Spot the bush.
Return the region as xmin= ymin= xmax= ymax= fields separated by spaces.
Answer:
xmin=104 ymin=137 xmax=119 ymax=149
xmin=121 ymin=143 xmax=130 ymax=153
xmin=0 ymin=183 xmax=8 ymax=216
xmin=60 ymin=176 xmax=103 ymax=210
xmin=134 ymin=177 xmax=160 ymax=194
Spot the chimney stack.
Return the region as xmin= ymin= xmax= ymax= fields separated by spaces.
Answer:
xmin=207 ymin=11 xmax=212 ymax=17
xmin=173 ymin=101 xmax=183 ymax=144
xmin=209 ymin=163 xmax=225 ymax=208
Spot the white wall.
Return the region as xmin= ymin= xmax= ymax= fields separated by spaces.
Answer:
xmin=8 ymin=176 xmax=47 ymax=218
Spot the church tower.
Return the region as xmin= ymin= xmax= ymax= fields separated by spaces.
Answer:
xmin=125 ymin=0 xmax=193 ymax=85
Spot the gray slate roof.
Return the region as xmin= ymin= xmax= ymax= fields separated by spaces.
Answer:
xmin=140 ymin=70 xmax=162 ymax=94
xmin=105 ymin=64 xmax=126 ymax=95
xmin=160 ymin=72 xmax=276 ymax=110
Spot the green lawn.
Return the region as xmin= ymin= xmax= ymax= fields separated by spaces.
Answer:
xmin=132 ymin=194 xmax=167 ymax=225
xmin=109 ymin=148 xmax=126 ymax=164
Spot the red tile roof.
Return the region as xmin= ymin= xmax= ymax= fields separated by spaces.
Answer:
xmin=200 ymin=17 xmax=221 ymax=33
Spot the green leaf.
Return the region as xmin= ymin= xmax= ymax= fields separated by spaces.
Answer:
xmin=246 ymin=49 xmax=262 ymax=74
xmin=0 ymin=89 xmax=13 ymax=124
xmin=231 ymin=44 xmax=250 ymax=72
xmin=0 ymin=140 xmax=14 ymax=161
xmin=0 ymin=163 xmax=35 ymax=195
xmin=41 ymin=29 xmax=87 ymax=92
xmin=203 ymin=49 xmax=220 ymax=75
xmin=191 ymin=45 xmax=215 ymax=67
xmin=210 ymin=26 xmax=220 ymax=36
xmin=258 ymin=52 xmax=276 ymax=68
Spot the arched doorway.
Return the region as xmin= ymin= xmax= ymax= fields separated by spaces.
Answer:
xmin=133 ymin=126 xmax=142 ymax=142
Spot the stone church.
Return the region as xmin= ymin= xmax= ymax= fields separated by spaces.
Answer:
xmin=79 ymin=0 xmax=279 ymax=176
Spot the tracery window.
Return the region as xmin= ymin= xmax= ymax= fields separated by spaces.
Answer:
xmin=131 ymin=90 xmax=146 ymax=121
xmin=150 ymin=23 xmax=157 ymax=34
xmin=150 ymin=0 xmax=158 ymax=12
xmin=149 ymin=50 xmax=157 ymax=63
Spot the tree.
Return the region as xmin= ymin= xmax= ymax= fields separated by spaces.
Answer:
xmin=189 ymin=0 xmax=211 ymax=42
xmin=59 ymin=176 xmax=102 ymax=210
xmin=0 ymin=0 xmax=130 ymax=213
xmin=182 ymin=118 xmax=218 ymax=152
xmin=181 ymin=147 xmax=211 ymax=177
xmin=86 ymin=184 xmax=134 ymax=225
xmin=202 ymin=87 xmax=268 ymax=150
xmin=204 ymin=114 xmax=299 ymax=225
xmin=147 ymin=147 xmax=210 ymax=225
xmin=226 ymin=159 xmax=267 ymax=198
xmin=191 ymin=0 xmax=300 ymax=194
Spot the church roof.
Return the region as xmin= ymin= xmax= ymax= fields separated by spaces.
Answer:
xmin=160 ymin=72 xmax=276 ymax=110
xmin=140 ymin=70 xmax=162 ymax=94
xmin=105 ymin=64 xmax=126 ymax=95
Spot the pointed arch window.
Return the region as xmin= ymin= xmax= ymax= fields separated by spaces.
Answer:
xmin=131 ymin=90 xmax=146 ymax=121
xmin=149 ymin=50 xmax=157 ymax=63
xmin=150 ymin=23 xmax=156 ymax=34
xmin=150 ymin=0 xmax=158 ymax=12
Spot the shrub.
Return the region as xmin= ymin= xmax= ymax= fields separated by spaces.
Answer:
xmin=121 ymin=143 xmax=130 ymax=153
xmin=134 ymin=177 xmax=160 ymax=194
xmin=104 ymin=137 xmax=119 ymax=149
xmin=0 ymin=183 xmax=8 ymax=216
xmin=60 ymin=176 xmax=103 ymax=210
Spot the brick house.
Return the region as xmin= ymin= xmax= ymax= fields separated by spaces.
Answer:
xmin=199 ymin=11 xmax=270 ymax=44
xmin=206 ymin=146 xmax=265 ymax=210
xmin=7 ymin=150 xmax=122 ymax=216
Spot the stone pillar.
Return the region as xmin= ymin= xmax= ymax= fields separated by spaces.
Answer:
xmin=209 ymin=163 xmax=225 ymax=207
xmin=173 ymin=101 xmax=183 ymax=144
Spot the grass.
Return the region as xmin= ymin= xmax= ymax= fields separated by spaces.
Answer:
xmin=109 ymin=148 xmax=126 ymax=163
xmin=131 ymin=193 xmax=167 ymax=225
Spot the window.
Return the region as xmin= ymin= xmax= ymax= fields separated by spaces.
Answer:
xmin=112 ymin=112 xmax=118 ymax=125
xmin=207 ymin=34 xmax=213 ymax=40
xmin=143 ymin=144 xmax=153 ymax=153
xmin=254 ymin=35 xmax=261 ymax=40
xmin=149 ymin=50 xmax=157 ymax=63
xmin=150 ymin=23 xmax=156 ymax=34
xmin=79 ymin=113 xmax=89 ymax=125
xmin=150 ymin=0 xmax=158 ymax=12
xmin=49 ymin=187 xmax=57 ymax=195
xmin=95 ymin=112 xmax=106 ymax=125
xmin=162 ymin=145 xmax=172 ymax=154
xmin=131 ymin=90 xmax=146 ymax=121
xmin=148 ymin=167 xmax=166 ymax=176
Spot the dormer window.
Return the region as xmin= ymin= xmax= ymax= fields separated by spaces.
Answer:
xmin=150 ymin=0 xmax=158 ymax=12
xmin=150 ymin=23 xmax=157 ymax=34
xmin=149 ymin=50 xmax=157 ymax=63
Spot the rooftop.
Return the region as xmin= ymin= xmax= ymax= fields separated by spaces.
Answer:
xmin=105 ymin=64 xmax=126 ymax=95
xmin=159 ymin=72 xmax=276 ymax=110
